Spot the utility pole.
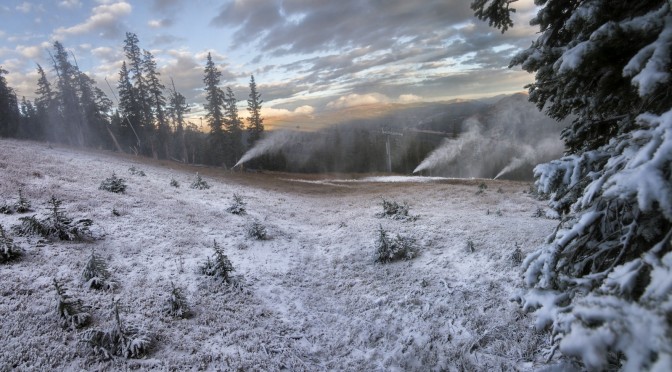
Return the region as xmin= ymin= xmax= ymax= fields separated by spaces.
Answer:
xmin=382 ymin=128 xmax=403 ymax=173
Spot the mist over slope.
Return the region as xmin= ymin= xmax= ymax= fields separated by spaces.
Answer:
xmin=240 ymin=94 xmax=567 ymax=179
xmin=414 ymin=94 xmax=566 ymax=179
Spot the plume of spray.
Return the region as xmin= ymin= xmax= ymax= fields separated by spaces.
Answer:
xmin=235 ymin=130 xmax=303 ymax=168
xmin=413 ymin=118 xmax=483 ymax=174
xmin=412 ymin=94 xmax=567 ymax=180
xmin=493 ymin=144 xmax=536 ymax=179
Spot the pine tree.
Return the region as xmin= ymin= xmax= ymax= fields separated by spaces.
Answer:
xmin=14 ymin=188 xmax=31 ymax=213
xmin=117 ymin=61 xmax=142 ymax=150
xmin=223 ymin=86 xmax=243 ymax=165
xmin=199 ymin=240 xmax=234 ymax=282
xmin=34 ymin=64 xmax=56 ymax=141
xmin=53 ymin=278 xmax=91 ymax=329
xmin=163 ymin=282 xmax=190 ymax=318
xmin=123 ymin=33 xmax=154 ymax=156
xmin=0 ymin=224 xmax=22 ymax=263
xmin=167 ymin=79 xmax=190 ymax=162
xmin=143 ymin=50 xmax=169 ymax=159
xmin=80 ymin=299 xmax=152 ymax=360
xmin=18 ymin=96 xmax=39 ymax=139
xmin=474 ymin=1 xmax=672 ymax=369
xmin=52 ymin=41 xmax=85 ymax=146
xmin=0 ymin=66 xmax=20 ymax=138
xmin=76 ymin=72 xmax=111 ymax=148
xmin=203 ymin=52 xmax=226 ymax=166
xmin=246 ymin=75 xmax=264 ymax=147
xmin=82 ymin=249 xmax=115 ymax=290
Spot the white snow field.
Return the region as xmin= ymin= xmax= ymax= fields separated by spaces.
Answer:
xmin=0 ymin=139 xmax=557 ymax=371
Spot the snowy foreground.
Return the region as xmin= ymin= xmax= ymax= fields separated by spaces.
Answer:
xmin=0 ymin=139 xmax=557 ymax=371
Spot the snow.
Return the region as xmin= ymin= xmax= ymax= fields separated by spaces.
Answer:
xmin=0 ymin=139 xmax=560 ymax=370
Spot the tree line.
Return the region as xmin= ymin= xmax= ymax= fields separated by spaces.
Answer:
xmin=0 ymin=33 xmax=265 ymax=168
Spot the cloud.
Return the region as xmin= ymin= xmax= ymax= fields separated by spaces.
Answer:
xmin=211 ymin=0 xmax=474 ymax=55
xmin=53 ymin=1 xmax=132 ymax=40
xmin=263 ymin=105 xmax=315 ymax=118
xmin=91 ymin=46 xmax=121 ymax=63
xmin=207 ymin=0 xmax=538 ymax=112
xmin=399 ymin=94 xmax=422 ymax=103
xmin=151 ymin=34 xmax=184 ymax=46
xmin=59 ymin=0 xmax=82 ymax=9
xmin=16 ymin=2 xmax=33 ymax=13
xmin=152 ymin=0 xmax=182 ymax=13
xmin=326 ymin=93 xmax=389 ymax=109
xmin=148 ymin=18 xmax=174 ymax=28
xmin=16 ymin=45 xmax=42 ymax=59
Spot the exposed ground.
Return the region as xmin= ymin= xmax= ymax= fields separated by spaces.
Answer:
xmin=0 ymin=139 xmax=558 ymax=371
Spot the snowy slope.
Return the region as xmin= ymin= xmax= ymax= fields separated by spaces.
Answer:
xmin=0 ymin=139 xmax=557 ymax=371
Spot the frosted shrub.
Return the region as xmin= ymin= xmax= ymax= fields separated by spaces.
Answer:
xmin=99 ymin=172 xmax=127 ymax=193
xmin=13 ymin=196 xmax=93 ymax=241
xmin=170 ymin=178 xmax=179 ymax=188
xmin=510 ymin=245 xmax=523 ymax=265
xmin=82 ymin=250 xmax=116 ymax=290
xmin=0 ymin=224 xmax=22 ymax=263
xmin=53 ymin=279 xmax=91 ymax=330
xmin=375 ymin=225 xmax=417 ymax=263
xmin=199 ymin=240 xmax=235 ymax=282
xmin=163 ymin=282 xmax=190 ymax=319
xmin=0 ymin=202 xmax=12 ymax=214
xmin=246 ymin=220 xmax=267 ymax=240
xmin=226 ymin=193 xmax=246 ymax=215
xmin=127 ymin=166 xmax=145 ymax=176
xmin=189 ymin=172 xmax=210 ymax=190
xmin=14 ymin=189 xmax=31 ymax=213
xmin=80 ymin=300 xmax=152 ymax=360
xmin=376 ymin=198 xmax=416 ymax=221
xmin=466 ymin=239 xmax=475 ymax=253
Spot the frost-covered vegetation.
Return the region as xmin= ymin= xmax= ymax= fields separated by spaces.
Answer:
xmin=226 ymin=193 xmax=246 ymax=215
xmin=189 ymin=172 xmax=210 ymax=190
xmin=0 ymin=139 xmax=556 ymax=370
xmin=376 ymin=197 xmax=416 ymax=221
xmin=81 ymin=250 xmax=116 ymax=291
xmin=53 ymin=278 xmax=91 ymax=330
xmin=99 ymin=172 xmax=127 ymax=194
xmin=374 ymin=225 xmax=417 ymax=263
xmin=0 ymin=224 xmax=21 ymax=263
xmin=13 ymin=196 xmax=93 ymax=241
xmin=474 ymin=0 xmax=672 ymax=369
xmin=199 ymin=240 xmax=235 ymax=282
xmin=80 ymin=300 xmax=153 ymax=360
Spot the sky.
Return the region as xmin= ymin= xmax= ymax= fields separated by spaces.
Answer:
xmin=0 ymin=0 xmax=539 ymax=130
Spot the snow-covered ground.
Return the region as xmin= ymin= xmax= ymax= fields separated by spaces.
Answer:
xmin=0 ymin=139 xmax=558 ymax=370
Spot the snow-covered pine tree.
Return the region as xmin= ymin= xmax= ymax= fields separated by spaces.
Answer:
xmin=199 ymin=240 xmax=234 ymax=282
xmin=375 ymin=225 xmax=416 ymax=263
xmin=53 ymin=278 xmax=91 ymax=329
xmin=226 ymin=193 xmax=246 ymax=215
xmin=43 ymin=196 xmax=93 ymax=241
xmin=14 ymin=188 xmax=31 ymax=213
xmin=82 ymin=249 xmax=115 ymax=290
xmin=0 ymin=224 xmax=21 ymax=263
xmin=190 ymin=172 xmax=210 ymax=189
xmin=99 ymin=172 xmax=127 ymax=193
xmin=246 ymin=220 xmax=267 ymax=240
xmin=472 ymin=0 xmax=672 ymax=370
xmin=13 ymin=196 xmax=92 ymax=241
xmin=163 ymin=282 xmax=190 ymax=319
xmin=80 ymin=299 xmax=152 ymax=360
